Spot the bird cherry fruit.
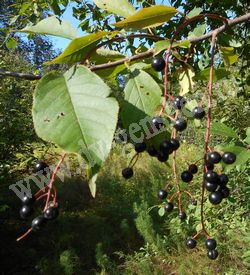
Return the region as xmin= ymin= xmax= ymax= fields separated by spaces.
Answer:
xmin=122 ymin=168 xmax=133 ymax=179
xmin=209 ymin=191 xmax=223 ymax=205
xmin=31 ymin=216 xmax=47 ymax=231
xmin=222 ymin=152 xmax=236 ymax=164
xmin=205 ymin=238 xmax=217 ymax=250
xmin=181 ymin=171 xmax=193 ymax=182
xmin=134 ymin=142 xmax=147 ymax=153
xmin=44 ymin=207 xmax=59 ymax=220
xmin=207 ymin=249 xmax=218 ymax=260
xmin=208 ymin=151 xmax=222 ymax=164
xmin=192 ymin=107 xmax=205 ymax=119
xmin=20 ymin=205 xmax=33 ymax=219
xmin=173 ymin=96 xmax=186 ymax=110
xmin=164 ymin=202 xmax=174 ymax=212
xmin=188 ymin=164 xmax=198 ymax=174
xmin=174 ymin=118 xmax=187 ymax=132
xmin=186 ymin=239 xmax=197 ymax=249
xmin=204 ymin=171 xmax=218 ymax=183
xmin=158 ymin=189 xmax=168 ymax=199
xmin=151 ymin=56 xmax=165 ymax=71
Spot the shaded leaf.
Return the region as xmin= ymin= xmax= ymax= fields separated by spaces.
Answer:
xmin=188 ymin=23 xmax=206 ymax=38
xmin=219 ymin=46 xmax=238 ymax=66
xmin=154 ymin=39 xmax=190 ymax=55
xmin=195 ymin=67 xmax=230 ymax=81
xmin=15 ymin=16 xmax=78 ymax=40
xmin=211 ymin=122 xmax=238 ymax=138
xmin=33 ymin=65 xmax=119 ymax=179
xmin=94 ymin=0 xmax=136 ymax=18
xmin=114 ymin=5 xmax=177 ymax=29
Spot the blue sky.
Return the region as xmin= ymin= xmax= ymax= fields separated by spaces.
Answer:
xmin=50 ymin=0 xmax=173 ymax=51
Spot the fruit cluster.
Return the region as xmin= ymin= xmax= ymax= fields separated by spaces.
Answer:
xmin=204 ymin=151 xmax=236 ymax=205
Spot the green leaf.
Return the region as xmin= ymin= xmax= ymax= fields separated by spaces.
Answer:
xmin=187 ymin=7 xmax=203 ymax=17
xmin=46 ymin=31 xmax=108 ymax=64
xmin=33 ymin=65 xmax=119 ymax=178
xmin=188 ymin=23 xmax=206 ymax=38
xmin=219 ymin=46 xmax=238 ymax=66
xmin=244 ymin=127 xmax=250 ymax=144
xmin=121 ymin=69 xmax=162 ymax=133
xmin=211 ymin=122 xmax=238 ymax=138
xmin=91 ymin=47 xmax=126 ymax=64
xmin=154 ymin=39 xmax=190 ymax=55
xmin=6 ymin=37 xmax=17 ymax=49
xmin=158 ymin=207 xmax=165 ymax=217
xmin=195 ymin=67 xmax=230 ymax=81
xmin=114 ymin=5 xmax=177 ymax=29
xmin=94 ymin=0 xmax=136 ymax=18
xmin=15 ymin=16 xmax=78 ymax=40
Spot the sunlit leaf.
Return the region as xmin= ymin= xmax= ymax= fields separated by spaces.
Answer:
xmin=219 ymin=46 xmax=238 ymax=66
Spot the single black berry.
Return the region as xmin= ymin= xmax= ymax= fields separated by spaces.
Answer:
xmin=181 ymin=171 xmax=193 ymax=182
xmin=192 ymin=106 xmax=205 ymax=119
xmin=44 ymin=207 xmax=59 ymax=220
xmin=151 ymin=117 xmax=164 ymax=130
xmin=205 ymin=238 xmax=217 ymax=250
xmin=134 ymin=142 xmax=147 ymax=153
xmin=158 ymin=189 xmax=168 ymax=199
xmin=179 ymin=211 xmax=187 ymax=220
xmin=169 ymin=138 xmax=180 ymax=151
xmin=208 ymin=152 xmax=222 ymax=164
xmin=218 ymin=186 xmax=230 ymax=198
xmin=209 ymin=191 xmax=223 ymax=205
xmin=191 ymin=199 xmax=197 ymax=206
xmin=20 ymin=205 xmax=33 ymax=219
xmin=188 ymin=164 xmax=198 ymax=174
xmin=218 ymin=174 xmax=229 ymax=186
xmin=186 ymin=238 xmax=197 ymax=249
xmin=160 ymin=140 xmax=171 ymax=154
xmin=173 ymin=96 xmax=186 ymax=110
xmin=205 ymin=161 xmax=214 ymax=170
xmin=122 ymin=168 xmax=133 ymax=179
xmin=34 ymin=160 xmax=49 ymax=174
xmin=205 ymin=182 xmax=218 ymax=192
xmin=222 ymin=152 xmax=236 ymax=164
xmin=31 ymin=216 xmax=47 ymax=231
xmin=204 ymin=171 xmax=218 ymax=183
xmin=157 ymin=151 xmax=169 ymax=162
xmin=21 ymin=195 xmax=35 ymax=206
xmin=174 ymin=118 xmax=187 ymax=132
xmin=207 ymin=249 xmax=218 ymax=260
xmin=147 ymin=146 xmax=158 ymax=157
xmin=151 ymin=56 xmax=165 ymax=71
xmin=164 ymin=202 xmax=174 ymax=212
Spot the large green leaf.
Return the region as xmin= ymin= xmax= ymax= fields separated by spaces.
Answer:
xmin=195 ymin=67 xmax=230 ymax=81
xmin=46 ymin=31 xmax=108 ymax=64
xmin=154 ymin=39 xmax=190 ymax=55
xmin=114 ymin=5 xmax=177 ymax=29
xmin=94 ymin=0 xmax=136 ymax=18
xmin=211 ymin=122 xmax=238 ymax=138
xmin=91 ymin=47 xmax=126 ymax=64
xmin=121 ymin=69 xmax=162 ymax=139
xmin=33 ymin=65 xmax=119 ymax=184
xmin=15 ymin=16 xmax=78 ymax=40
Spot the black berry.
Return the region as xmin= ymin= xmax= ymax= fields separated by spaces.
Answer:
xmin=208 ymin=152 xmax=222 ymax=164
xmin=160 ymin=140 xmax=171 ymax=154
xmin=174 ymin=118 xmax=187 ymax=132
xmin=186 ymin=238 xmax=197 ymax=249
xmin=222 ymin=152 xmax=236 ymax=164
xmin=204 ymin=171 xmax=218 ymax=183
xmin=192 ymin=107 xmax=205 ymax=119
xmin=44 ymin=207 xmax=59 ymax=220
xmin=207 ymin=249 xmax=218 ymax=260
xmin=218 ymin=186 xmax=230 ymax=198
xmin=181 ymin=171 xmax=193 ymax=182
xmin=151 ymin=56 xmax=165 ymax=71
xmin=152 ymin=117 xmax=164 ymax=130
xmin=205 ymin=182 xmax=218 ymax=192
xmin=31 ymin=216 xmax=47 ymax=231
xmin=179 ymin=211 xmax=187 ymax=220
xmin=34 ymin=160 xmax=49 ymax=174
xmin=209 ymin=191 xmax=223 ymax=205
xmin=188 ymin=164 xmax=198 ymax=174
xmin=173 ymin=96 xmax=186 ymax=110
xmin=21 ymin=195 xmax=35 ymax=206
xmin=147 ymin=146 xmax=158 ymax=157
xmin=191 ymin=199 xmax=197 ymax=206
xmin=158 ymin=189 xmax=168 ymax=199
xmin=205 ymin=238 xmax=217 ymax=250
xmin=20 ymin=205 xmax=33 ymax=219
xmin=218 ymin=174 xmax=229 ymax=186
xmin=169 ymin=138 xmax=180 ymax=151
xmin=157 ymin=151 xmax=169 ymax=162
xmin=122 ymin=168 xmax=133 ymax=179
xmin=134 ymin=142 xmax=147 ymax=153
xmin=164 ymin=202 xmax=174 ymax=212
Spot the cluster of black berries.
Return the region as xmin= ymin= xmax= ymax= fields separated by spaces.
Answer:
xmin=186 ymin=238 xmax=218 ymax=260
xmin=204 ymin=151 xmax=236 ymax=205
xmin=19 ymin=161 xmax=59 ymax=233
xmin=122 ymin=117 xmax=180 ymax=179
xmin=181 ymin=164 xmax=198 ymax=183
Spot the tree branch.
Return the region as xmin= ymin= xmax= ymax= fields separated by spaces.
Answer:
xmin=0 ymin=12 xmax=249 ymax=81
